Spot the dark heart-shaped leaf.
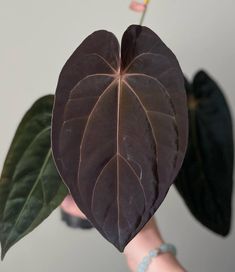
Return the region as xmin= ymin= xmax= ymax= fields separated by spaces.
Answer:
xmin=175 ymin=71 xmax=234 ymax=236
xmin=0 ymin=95 xmax=68 ymax=260
xmin=52 ymin=25 xmax=188 ymax=251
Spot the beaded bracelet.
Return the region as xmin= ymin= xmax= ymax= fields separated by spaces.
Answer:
xmin=137 ymin=243 xmax=177 ymax=272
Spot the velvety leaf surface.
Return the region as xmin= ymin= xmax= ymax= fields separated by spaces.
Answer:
xmin=0 ymin=95 xmax=67 ymax=260
xmin=175 ymin=71 xmax=234 ymax=236
xmin=52 ymin=25 xmax=188 ymax=251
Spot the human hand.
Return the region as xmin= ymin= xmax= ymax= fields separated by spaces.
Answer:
xmin=61 ymin=196 xmax=187 ymax=272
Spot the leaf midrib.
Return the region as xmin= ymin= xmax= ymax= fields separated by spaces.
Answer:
xmin=2 ymin=146 xmax=52 ymax=250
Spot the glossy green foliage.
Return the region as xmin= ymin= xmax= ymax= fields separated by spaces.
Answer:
xmin=0 ymin=95 xmax=68 ymax=260
xmin=175 ymin=71 xmax=234 ymax=236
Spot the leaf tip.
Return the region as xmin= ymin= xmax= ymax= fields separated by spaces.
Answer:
xmin=1 ymin=244 xmax=7 ymax=261
xmin=113 ymin=239 xmax=128 ymax=253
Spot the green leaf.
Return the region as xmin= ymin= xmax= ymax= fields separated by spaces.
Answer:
xmin=0 ymin=95 xmax=68 ymax=260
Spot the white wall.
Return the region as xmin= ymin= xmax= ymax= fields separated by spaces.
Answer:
xmin=0 ymin=0 xmax=234 ymax=271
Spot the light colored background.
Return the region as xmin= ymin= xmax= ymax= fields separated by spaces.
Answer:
xmin=0 ymin=0 xmax=234 ymax=271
